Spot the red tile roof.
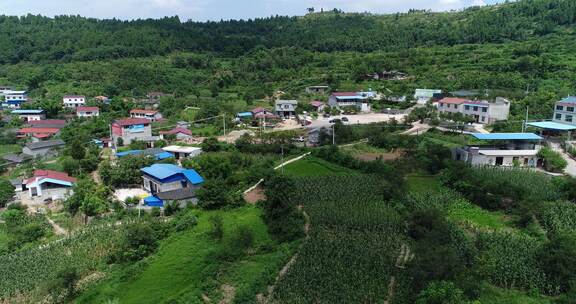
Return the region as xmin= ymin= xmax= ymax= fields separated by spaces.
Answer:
xmin=77 ymin=106 xmax=99 ymax=112
xmin=28 ymin=119 xmax=66 ymax=126
xmin=439 ymin=97 xmax=468 ymax=105
xmin=130 ymin=109 xmax=158 ymax=114
xmin=18 ymin=127 xmax=60 ymax=134
xmin=32 ymin=133 xmax=53 ymax=139
xmin=25 ymin=169 xmax=76 ymax=186
xmin=114 ymin=118 xmax=150 ymax=126
xmin=159 ymin=127 xmax=192 ymax=136
xmin=251 ymin=107 xmax=270 ymax=114
xmin=310 ymin=101 xmax=324 ymax=107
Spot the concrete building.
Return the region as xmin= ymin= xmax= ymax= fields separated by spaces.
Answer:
xmin=63 ymin=95 xmax=86 ymax=108
xmin=438 ymin=97 xmax=510 ymax=124
xmin=453 ymin=133 xmax=542 ymax=167
xmin=141 ymin=164 xmax=204 ymax=207
xmin=22 ymin=140 xmax=65 ymax=158
xmin=305 ymin=85 xmax=329 ymax=94
xmin=275 ymin=100 xmax=298 ymax=118
xmin=328 ymin=92 xmax=370 ymax=113
xmin=23 ymin=170 xmax=76 ymax=204
xmin=552 ymin=96 xmax=576 ymax=125
xmin=2 ymin=90 xmax=28 ymax=109
xmin=414 ymin=89 xmax=442 ymax=105
xmin=130 ymin=109 xmax=163 ymax=122
xmin=76 ymin=106 xmax=100 ymax=118
xmin=11 ymin=109 xmax=46 ymax=122
xmin=162 ymin=146 xmax=202 ymax=160
xmin=112 ymin=118 xmax=154 ymax=146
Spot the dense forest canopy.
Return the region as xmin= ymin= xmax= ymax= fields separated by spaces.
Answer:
xmin=0 ymin=0 xmax=575 ymax=64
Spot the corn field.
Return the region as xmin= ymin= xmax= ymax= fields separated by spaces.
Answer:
xmin=0 ymin=223 xmax=124 ymax=299
xmin=272 ymin=175 xmax=405 ymax=303
xmin=538 ymin=200 xmax=576 ymax=235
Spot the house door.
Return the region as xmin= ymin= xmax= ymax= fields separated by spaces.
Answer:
xmin=150 ymin=182 xmax=158 ymax=194
xmin=31 ymin=187 xmax=38 ymax=197
xmin=495 ymin=157 xmax=504 ymax=166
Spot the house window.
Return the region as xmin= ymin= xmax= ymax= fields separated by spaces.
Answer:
xmin=568 ymin=107 xmax=575 ymax=112
xmin=453 ymin=104 xmax=458 ymax=109
xmin=439 ymin=103 xmax=444 ymax=107
xmin=481 ymin=117 xmax=485 ymax=122
xmin=557 ymin=105 xmax=564 ymax=111
xmin=566 ymin=115 xmax=573 ymax=122
xmin=473 ymin=106 xmax=478 ymax=111
xmin=482 ymin=107 xmax=487 ymax=112
xmin=464 ymin=105 xmax=470 ymax=110
xmin=556 ymin=113 xmax=562 ymax=120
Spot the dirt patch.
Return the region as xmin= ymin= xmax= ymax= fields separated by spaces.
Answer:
xmin=219 ymin=284 xmax=236 ymax=304
xmin=244 ymin=185 xmax=266 ymax=204
xmin=353 ymin=149 xmax=404 ymax=162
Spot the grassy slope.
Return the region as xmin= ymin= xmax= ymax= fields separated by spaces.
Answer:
xmin=478 ymin=284 xmax=552 ymax=304
xmin=77 ymin=206 xmax=296 ymax=303
xmin=0 ymin=144 xmax=21 ymax=155
xmin=283 ymin=156 xmax=356 ymax=177
xmin=0 ymin=224 xmax=10 ymax=253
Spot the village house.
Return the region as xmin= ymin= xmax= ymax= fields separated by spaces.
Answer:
xmin=76 ymin=106 xmax=100 ymax=118
xmin=453 ymin=133 xmax=542 ymax=167
xmin=63 ymin=95 xmax=86 ymax=108
xmin=130 ymin=109 xmax=163 ymax=122
xmin=275 ymin=100 xmax=298 ymax=118
xmin=2 ymin=90 xmax=28 ymax=109
xmin=305 ymin=85 xmax=329 ymax=94
xmin=141 ymin=164 xmax=204 ymax=207
xmin=22 ymin=169 xmax=76 ymax=204
xmin=162 ymin=146 xmax=202 ymax=160
xmin=310 ymin=101 xmax=326 ymax=112
xmin=365 ymin=70 xmax=408 ymax=81
xmin=0 ymin=86 xmax=13 ymax=94
xmin=159 ymin=127 xmax=193 ymax=140
xmin=552 ymin=96 xmax=576 ymax=125
xmin=111 ymin=118 xmax=155 ymax=146
xmin=11 ymin=109 xmax=46 ymax=122
xmin=328 ymin=92 xmax=370 ymax=113
xmin=22 ymin=139 xmax=65 ymax=158
xmin=437 ymin=97 xmax=510 ymax=124
xmin=414 ymin=89 xmax=442 ymax=105
xmin=94 ymin=96 xmax=110 ymax=104
xmin=18 ymin=127 xmax=60 ymax=141
xmin=251 ymin=107 xmax=274 ymax=117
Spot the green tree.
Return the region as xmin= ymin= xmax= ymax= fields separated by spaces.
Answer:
xmin=0 ymin=179 xmax=15 ymax=207
xmin=416 ymin=281 xmax=465 ymax=304
xmin=539 ymin=232 xmax=576 ymax=292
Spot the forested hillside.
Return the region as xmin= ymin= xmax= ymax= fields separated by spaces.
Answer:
xmin=0 ymin=0 xmax=575 ymax=64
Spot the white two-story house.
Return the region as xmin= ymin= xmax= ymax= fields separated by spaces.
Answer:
xmin=552 ymin=96 xmax=576 ymax=125
xmin=275 ymin=100 xmax=298 ymax=118
xmin=2 ymin=90 xmax=28 ymax=109
xmin=63 ymin=95 xmax=86 ymax=108
xmin=454 ymin=133 xmax=543 ymax=167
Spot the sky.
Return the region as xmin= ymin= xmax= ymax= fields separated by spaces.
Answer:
xmin=0 ymin=0 xmax=503 ymax=22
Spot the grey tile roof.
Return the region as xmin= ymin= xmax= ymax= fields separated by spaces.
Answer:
xmin=25 ymin=139 xmax=65 ymax=150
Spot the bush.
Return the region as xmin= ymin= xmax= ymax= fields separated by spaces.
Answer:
xmin=0 ymin=179 xmax=15 ymax=207
xmin=209 ymin=215 xmax=224 ymax=240
xmin=416 ymin=281 xmax=465 ymax=304
xmin=538 ymin=147 xmax=567 ymax=173
xmin=109 ymin=222 xmax=160 ymax=263
xmin=232 ymin=226 xmax=254 ymax=251
xmin=173 ymin=212 xmax=198 ymax=231
xmin=163 ymin=201 xmax=180 ymax=216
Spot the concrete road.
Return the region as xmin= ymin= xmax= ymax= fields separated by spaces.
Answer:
xmin=307 ymin=113 xmax=407 ymax=129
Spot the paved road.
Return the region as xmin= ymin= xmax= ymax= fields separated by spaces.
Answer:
xmin=307 ymin=113 xmax=407 ymax=129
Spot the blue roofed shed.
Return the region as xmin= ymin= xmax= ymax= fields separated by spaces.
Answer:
xmin=237 ymin=112 xmax=253 ymax=118
xmin=472 ymin=133 xmax=543 ymax=141
xmin=144 ymin=196 xmax=164 ymax=207
xmin=526 ymin=121 xmax=576 ymax=131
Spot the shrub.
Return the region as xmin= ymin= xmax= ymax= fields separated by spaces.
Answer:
xmin=538 ymin=147 xmax=567 ymax=173
xmin=209 ymin=215 xmax=224 ymax=240
xmin=416 ymin=281 xmax=465 ymax=304
xmin=173 ymin=212 xmax=198 ymax=231
xmin=262 ymin=175 xmax=304 ymax=242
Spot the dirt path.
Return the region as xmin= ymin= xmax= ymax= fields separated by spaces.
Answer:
xmin=218 ymin=284 xmax=236 ymax=304
xmin=46 ymin=217 xmax=67 ymax=236
xmin=257 ymin=208 xmax=310 ymax=304
xmin=384 ymin=243 xmax=412 ymax=304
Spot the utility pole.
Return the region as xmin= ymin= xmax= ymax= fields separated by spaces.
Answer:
xmin=223 ymin=113 xmax=226 ymax=140
xmin=522 ymin=106 xmax=529 ymax=133
xmin=281 ymin=144 xmax=285 ymax=175
xmin=332 ymin=123 xmax=336 ymax=145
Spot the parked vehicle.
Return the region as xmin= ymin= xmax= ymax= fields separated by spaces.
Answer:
xmin=341 ymin=117 xmax=349 ymax=122
xmin=323 ymin=113 xmax=331 ymax=118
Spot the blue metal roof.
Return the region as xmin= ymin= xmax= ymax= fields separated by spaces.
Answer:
xmin=144 ymin=196 xmax=163 ymax=207
xmin=559 ymin=96 xmax=576 ymax=104
xmin=141 ymin=164 xmax=183 ymax=179
xmin=237 ymin=112 xmax=253 ymax=117
xmin=141 ymin=164 xmax=204 ymax=185
xmin=183 ymin=169 xmax=204 ymax=185
xmin=11 ymin=109 xmax=44 ymax=114
xmin=526 ymin=121 xmax=576 ymax=131
xmin=116 ymin=150 xmax=143 ymax=157
xmin=155 ymin=151 xmax=174 ymax=160
xmin=472 ymin=133 xmax=543 ymax=140
xmin=335 ymin=95 xmax=366 ymax=100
